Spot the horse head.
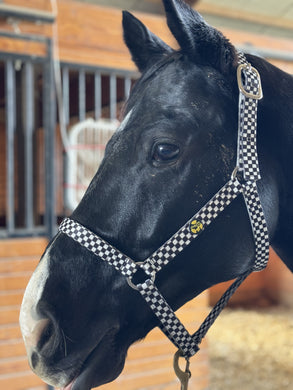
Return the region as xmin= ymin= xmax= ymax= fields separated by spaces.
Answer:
xmin=20 ymin=0 xmax=287 ymax=389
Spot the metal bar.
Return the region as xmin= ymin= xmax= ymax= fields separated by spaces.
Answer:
xmin=110 ymin=73 xmax=117 ymax=120
xmin=94 ymin=71 xmax=101 ymax=120
xmin=0 ymin=226 xmax=46 ymax=238
xmin=24 ymin=61 xmax=34 ymax=231
xmin=0 ymin=52 xmax=47 ymax=64
xmin=124 ymin=76 xmax=131 ymax=100
xmin=43 ymin=39 xmax=56 ymax=238
xmin=60 ymin=60 xmax=139 ymax=78
xmin=0 ymin=30 xmax=49 ymax=42
xmin=62 ymin=66 xmax=70 ymax=126
xmin=5 ymin=59 xmax=16 ymax=234
xmin=238 ymin=45 xmax=293 ymax=62
xmin=79 ymin=69 xmax=86 ymax=121
xmin=0 ymin=4 xmax=55 ymax=24
xmin=78 ymin=69 xmax=86 ymax=186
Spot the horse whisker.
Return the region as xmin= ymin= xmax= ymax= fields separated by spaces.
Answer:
xmin=60 ymin=328 xmax=68 ymax=357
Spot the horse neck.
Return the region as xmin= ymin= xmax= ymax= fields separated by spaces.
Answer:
xmin=250 ymin=56 xmax=293 ymax=183
xmin=250 ymin=55 xmax=293 ymax=271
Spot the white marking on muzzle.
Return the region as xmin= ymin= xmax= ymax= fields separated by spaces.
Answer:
xmin=19 ymin=250 xmax=50 ymax=350
xmin=19 ymin=243 xmax=71 ymax=387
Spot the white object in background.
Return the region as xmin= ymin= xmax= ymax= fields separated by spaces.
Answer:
xmin=65 ymin=118 xmax=119 ymax=210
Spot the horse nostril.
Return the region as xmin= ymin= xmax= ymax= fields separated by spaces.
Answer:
xmin=30 ymin=351 xmax=39 ymax=369
xmin=22 ymin=318 xmax=50 ymax=351
xmin=37 ymin=320 xmax=54 ymax=350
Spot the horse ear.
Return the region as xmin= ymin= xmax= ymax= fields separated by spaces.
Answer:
xmin=162 ymin=0 xmax=238 ymax=74
xmin=122 ymin=11 xmax=173 ymax=72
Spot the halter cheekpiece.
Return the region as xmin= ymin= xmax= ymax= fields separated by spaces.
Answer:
xmin=59 ymin=52 xmax=269 ymax=389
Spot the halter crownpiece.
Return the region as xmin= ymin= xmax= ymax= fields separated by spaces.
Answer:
xmin=59 ymin=52 xmax=269 ymax=388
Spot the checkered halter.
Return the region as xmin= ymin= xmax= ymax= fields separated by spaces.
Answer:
xmin=59 ymin=52 xmax=269 ymax=367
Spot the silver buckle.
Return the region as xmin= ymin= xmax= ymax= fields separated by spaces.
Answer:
xmin=237 ymin=63 xmax=263 ymax=100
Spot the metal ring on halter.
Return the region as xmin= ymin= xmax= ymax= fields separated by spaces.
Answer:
xmin=231 ymin=166 xmax=239 ymax=180
xmin=231 ymin=166 xmax=246 ymax=185
xmin=237 ymin=63 xmax=263 ymax=100
xmin=127 ymin=262 xmax=156 ymax=290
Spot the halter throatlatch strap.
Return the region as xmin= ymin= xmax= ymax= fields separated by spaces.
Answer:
xmin=237 ymin=52 xmax=263 ymax=181
xmin=244 ymin=182 xmax=269 ymax=271
xmin=235 ymin=53 xmax=269 ymax=272
xmin=59 ymin=52 xmax=270 ymax=361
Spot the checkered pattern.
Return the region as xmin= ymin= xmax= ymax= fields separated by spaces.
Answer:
xmin=58 ymin=52 xmax=270 ymax=360
xmin=238 ymin=51 xmax=248 ymax=65
xmin=143 ymin=178 xmax=242 ymax=274
xmin=244 ymin=182 xmax=270 ymax=271
xmin=59 ymin=218 xmax=138 ymax=278
xmin=237 ymin=53 xmax=262 ymax=181
xmin=138 ymin=279 xmax=199 ymax=357
xmin=192 ymin=269 xmax=251 ymax=346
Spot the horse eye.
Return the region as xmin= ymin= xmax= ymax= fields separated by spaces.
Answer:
xmin=152 ymin=143 xmax=180 ymax=162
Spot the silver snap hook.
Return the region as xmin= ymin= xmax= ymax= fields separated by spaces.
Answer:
xmin=173 ymin=350 xmax=191 ymax=390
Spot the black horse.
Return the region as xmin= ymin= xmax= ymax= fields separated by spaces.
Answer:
xmin=19 ymin=1 xmax=293 ymax=389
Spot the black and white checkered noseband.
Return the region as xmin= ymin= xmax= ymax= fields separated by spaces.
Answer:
xmin=59 ymin=53 xmax=269 ymax=361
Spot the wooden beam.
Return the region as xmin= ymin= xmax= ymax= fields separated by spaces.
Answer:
xmin=0 ymin=35 xmax=47 ymax=56
xmin=196 ymin=3 xmax=293 ymax=32
xmin=54 ymin=1 xmax=176 ymax=70
xmin=0 ymin=4 xmax=55 ymax=23
xmin=0 ymin=0 xmax=292 ymax=72
xmin=4 ymin=0 xmax=51 ymax=12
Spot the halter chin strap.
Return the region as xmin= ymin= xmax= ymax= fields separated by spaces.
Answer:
xmin=59 ymin=52 xmax=269 ymax=364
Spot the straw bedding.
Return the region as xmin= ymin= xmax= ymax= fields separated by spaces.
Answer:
xmin=209 ymin=308 xmax=293 ymax=390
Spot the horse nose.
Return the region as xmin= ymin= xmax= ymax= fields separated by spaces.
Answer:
xmin=21 ymin=304 xmax=61 ymax=370
xmin=21 ymin=313 xmax=65 ymax=387
xmin=20 ymin=295 xmax=60 ymax=369
xmin=19 ymin=250 xmax=53 ymax=358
